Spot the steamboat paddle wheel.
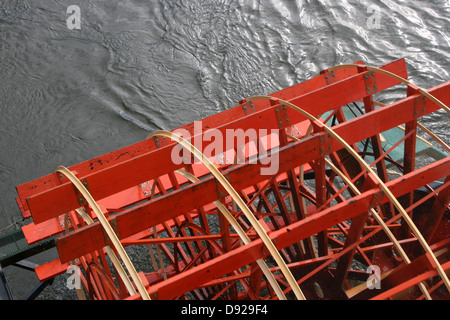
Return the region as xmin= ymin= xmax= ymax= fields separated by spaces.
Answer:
xmin=14 ymin=59 xmax=450 ymax=300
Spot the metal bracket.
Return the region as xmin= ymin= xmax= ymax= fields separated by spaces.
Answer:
xmin=363 ymin=71 xmax=377 ymax=95
xmin=318 ymin=133 xmax=333 ymax=157
xmin=58 ymin=214 xmax=72 ymax=231
xmin=289 ymin=124 xmax=302 ymax=137
xmin=149 ymin=290 xmax=158 ymax=300
xmin=275 ymin=105 xmax=290 ymax=129
xmin=101 ymin=217 xmax=120 ymax=245
xmin=101 ymin=226 xmax=111 ymax=245
xmin=242 ymin=101 xmax=256 ymax=116
xmin=413 ymin=95 xmax=427 ymax=118
xmin=261 ymin=244 xmax=271 ymax=259
xmin=369 ymin=191 xmax=384 ymax=209
xmin=153 ymin=136 xmax=160 ymax=148
xmin=215 ymin=173 xmax=230 ymax=201
xmin=154 ymin=135 xmax=171 ymax=149
xmin=319 ymin=69 xmax=337 ymax=85
xmin=110 ymin=218 xmax=120 ymax=239
xmin=57 ymin=171 xmax=89 ymax=207
xmin=323 ymin=70 xmax=336 ymax=85
xmin=74 ymin=178 xmax=90 ymax=206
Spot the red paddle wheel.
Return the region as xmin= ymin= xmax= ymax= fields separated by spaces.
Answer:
xmin=16 ymin=59 xmax=450 ymax=300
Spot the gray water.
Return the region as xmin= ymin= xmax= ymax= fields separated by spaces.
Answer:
xmin=0 ymin=0 xmax=449 ymax=299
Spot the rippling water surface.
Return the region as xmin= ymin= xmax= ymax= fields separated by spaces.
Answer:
xmin=0 ymin=0 xmax=449 ymax=299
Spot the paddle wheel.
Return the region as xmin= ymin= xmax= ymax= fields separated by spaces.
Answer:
xmin=14 ymin=58 xmax=450 ymax=300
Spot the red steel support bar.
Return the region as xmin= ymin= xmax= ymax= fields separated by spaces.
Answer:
xmin=120 ymin=233 xmax=258 ymax=246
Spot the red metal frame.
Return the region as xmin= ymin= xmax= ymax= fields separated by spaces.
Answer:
xmin=15 ymin=58 xmax=450 ymax=300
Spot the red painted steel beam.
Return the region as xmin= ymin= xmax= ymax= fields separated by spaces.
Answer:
xmin=20 ymin=61 xmax=409 ymax=223
xmin=334 ymin=83 xmax=449 ymax=142
xmin=121 ymin=158 xmax=450 ymax=300
xmin=121 ymin=233 xmax=258 ymax=245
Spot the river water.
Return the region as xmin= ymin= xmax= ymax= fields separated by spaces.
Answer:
xmin=0 ymin=0 xmax=448 ymax=299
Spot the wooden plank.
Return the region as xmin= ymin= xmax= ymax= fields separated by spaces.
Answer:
xmin=22 ymin=219 xmax=64 ymax=244
xmin=35 ymin=258 xmax=70 ymax=282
